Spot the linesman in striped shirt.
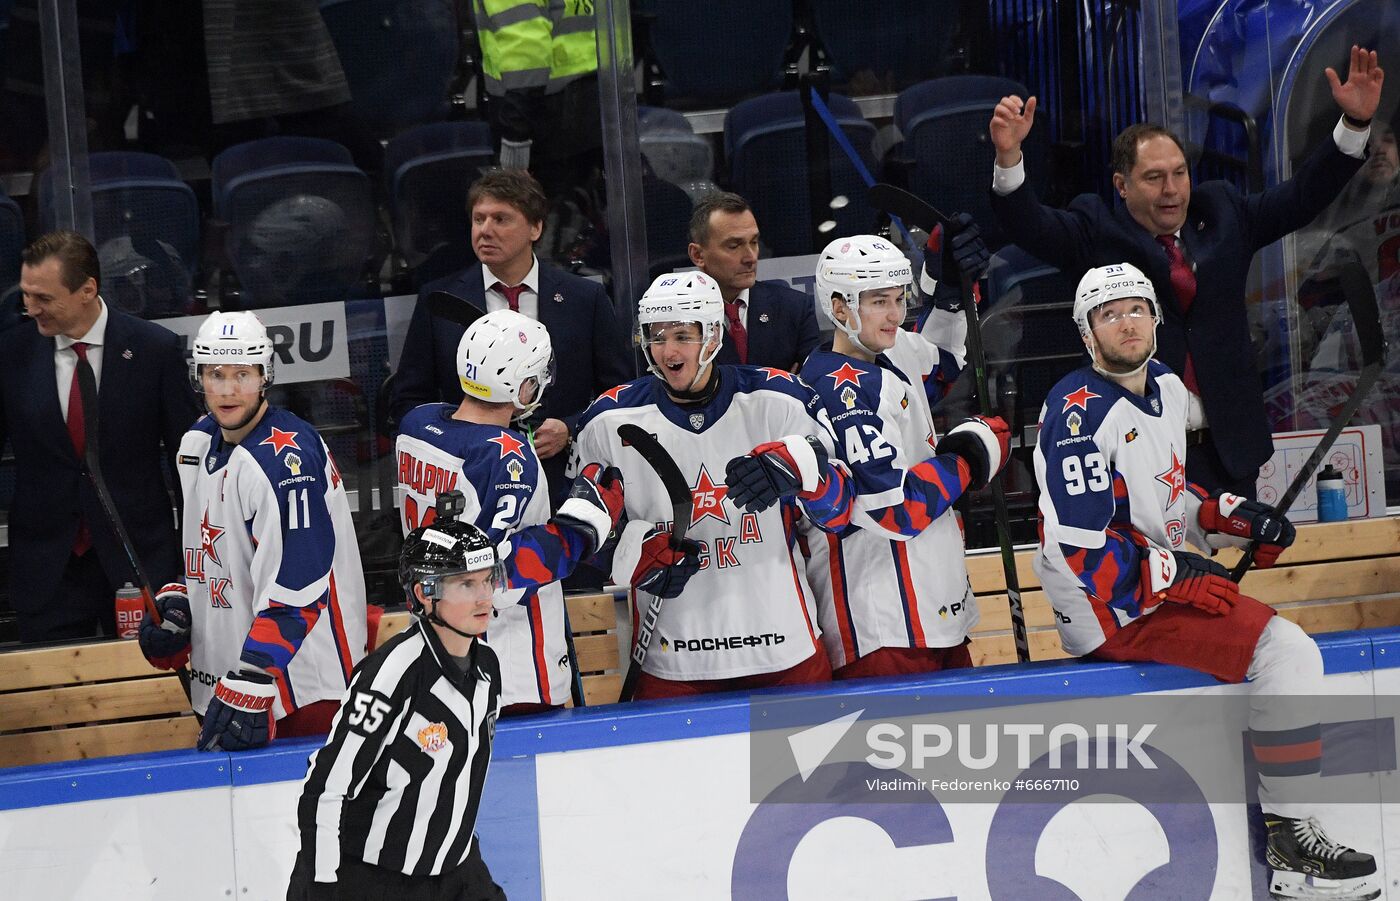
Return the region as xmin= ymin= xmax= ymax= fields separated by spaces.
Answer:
xmin=288 ymin=509 xmax=507 ymax=901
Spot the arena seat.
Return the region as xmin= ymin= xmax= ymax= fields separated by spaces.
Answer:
xmin=0 ymin=186 xmax=21 ymax=302
xmin=211 ymin=136 xmax=376 ymax=309
xmin=319 ymin=0 xmax=458 ymax=137
xmin=383 ymin=121 xmax=494 ymax=272
xmin=809 ymin=0 xmax=956 ymax=92
xmin=643 ymin=173 xmax=694 ymax=279
xmin=37 ymin=152 xmax=199 ymax=318
xmin=893 ymin=75 xmax=1047 ymax=250
xmin=725 ymin=90 xmax=879 ymax=256
xmin=644 ymin=0 xmax=792 ymax=107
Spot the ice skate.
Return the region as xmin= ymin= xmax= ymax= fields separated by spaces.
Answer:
xmin=1266 ymin=815 xmax=1379 ymax=900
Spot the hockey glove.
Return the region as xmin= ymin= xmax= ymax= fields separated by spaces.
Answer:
xmin=921 ymin=212 xmax=990 ymax=311
xmin=1144 ymin=550 xmax=1240 ymax=615
xmin=724 ymin=435 xmax=829 ymax=513
xmin=1198 ymin=492 xmax=1296 ymax=568
xmin=632 ymin=528 xmax=703 ymax=599
xmin=935 ymin=416 xmax=1011 ymax=490
xmin=138 ymin=583 xmax=192 ymax=671
xmin=198 ymin=670 xmax=277 ymax=752
xmin=554 ymin=464 xmax=625 ymax=556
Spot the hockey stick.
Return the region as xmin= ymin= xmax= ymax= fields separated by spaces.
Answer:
xmin=1229 ymin=262 xmax=1388 ymax=582
xmin=616 ymin=423 xmax=694 ymax=701
xmin=867 ymin=183 xmax=1031 ymax=663
xmin=426 ymin=290 xmax=486 ymax=329
xmin=74 ymin=361 xmax=193 ymax=702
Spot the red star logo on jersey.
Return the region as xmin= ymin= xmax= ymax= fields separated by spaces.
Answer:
xmin=597 ymin=384 xmax=628 ymax=404
xmin=826 ymin=362 xmax=866 ymax=389
xmin=200 ymin=510 xmax=225 ymax=567
xmin=1061 ymin=384 xmax=1102 ymax=413
xmin=690 ymin=465 xmax=731 ymax=528
xmin=487 ymin=430 xmax=527 ymax=459
xmin=259 ymin=427 xmax=300 ymax=455
xmin=1155 ymin=450 xmax=1186 ymax=507
xmin=757 ymin=367 xmax=794 ymax=382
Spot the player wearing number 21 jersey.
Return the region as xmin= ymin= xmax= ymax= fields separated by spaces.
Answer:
xmin=397 ymin=309 xmax=622 ymax=712
xmin=800 ymin=233 xmax=1010 ymax=678
xmin=570 ymin=271 xmax=854 ymax=699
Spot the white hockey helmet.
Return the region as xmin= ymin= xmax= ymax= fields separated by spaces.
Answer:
xmin=1073 ymin=263 xmax=1161 ymax=376
xmin=815 ymin=235 xmax=913 ymax=354
xmin=637 ymin=270 xmax=724 ymax=387
xmin=456 ymin=309 xmax=554 ymax=419
xmin=190 ymin=311 xmax=274 ymax=391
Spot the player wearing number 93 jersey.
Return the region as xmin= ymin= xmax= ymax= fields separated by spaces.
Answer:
xmin=397 ymin=309 xmax=624 ymax=711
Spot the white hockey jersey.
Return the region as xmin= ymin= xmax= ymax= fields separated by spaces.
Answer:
xmin=569 ymin=367 xmax=853 ymax=681
xmin=799 ymin=325 xmax=979 ymax=669
xmin=1034 ymin=360 xmax=1217 ymax=655
xmin=396 ymin=404 xmax=571 ymax=708
xmin=178 ymin=408 xmax=367 ymax=718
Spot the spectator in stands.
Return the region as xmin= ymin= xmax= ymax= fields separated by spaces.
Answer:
xmin=688 ymin=192 xmax=821 ymax=372
xmin=987 ymin=45 xmax=1384 ymax=497
xmin=2 ymin=231 xmax=199 ymax=642
xmin=389 ymin=169 xmax=632 ymax=508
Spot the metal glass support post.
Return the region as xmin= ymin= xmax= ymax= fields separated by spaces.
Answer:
xmin=1138 ymin=0 xmax=1187 ymax=138
xmin=38 ymin=0 xmax=94 ymax=239
xmin=595 ymin=0 xmax=647 ymax=361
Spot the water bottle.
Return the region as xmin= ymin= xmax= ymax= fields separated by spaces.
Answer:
xmin=114 ymin=582 xmax=144 ymax=639
xmin=1315 ymin=464 xmax=1348 ymax=522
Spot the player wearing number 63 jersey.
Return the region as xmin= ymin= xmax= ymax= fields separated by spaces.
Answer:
xmin=170 ymin=312 xmax=366 ymax=750
xmin=397 ymin=309 xmax=623 ymax=712
xmin=1035 ymin=264 xmax=1377 ymax=901
xmin=800 ymin=234 xmax=1010 ymax=678
xmin=570 ymin=271 xmax=854 ymax=698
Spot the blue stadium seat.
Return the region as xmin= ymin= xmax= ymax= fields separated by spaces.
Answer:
xmin=643 ymin=174 xmax=694 ymax=278
xmin=0 ymin=186 xmax=22 ymax=302
xmin=725 ymin=91 xmax=878 ymax=256
xmin=810 ymin=0 xmax=956 ymax=91
xmin=383 ymin=121 xmax=494 ymax=272
xmin=894 ymin=75 xmax=1047 ymax=250
xmin=37 ymin=152 xmax=199 ymax=318
xmin=647 ymin=0 xmax=792 ymax=106
xmin=212 ymin=137 xmax=376 ymax=309
xmin=319 ymin=0 xmax=458 ymax=137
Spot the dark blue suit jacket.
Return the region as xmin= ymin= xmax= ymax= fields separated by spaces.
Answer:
xmin=389 ymin=260 xmax=634 ymax=503
xmin=712 ymin=279 xmax=821 ymax=372
xmin=990 ymin=139 xmax=1364 ymax=481
xmin=0 ymin=307 xmax=199 ymax=615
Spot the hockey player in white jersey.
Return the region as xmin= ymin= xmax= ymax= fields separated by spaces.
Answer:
xmin=800 ymin=231 xmax=1010 ymax=678
xmin=1034 ymin=264 xmax=1377 ymax=900
xmin=570 ymin=270 xmax=855 ymax=699
xmin=397 ymin=309 xmax=623 ymax=713
xmin=138 ymin=311 xmax=367 ymax=750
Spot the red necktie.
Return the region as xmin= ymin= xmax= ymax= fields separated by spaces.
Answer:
xmin=493 ymin=281 xmax=526 ymax=313
xmin=67 ymin=342 xmax=91 ymax=555
xmin=1156 ymin=235 xmax=1200 ymax=394
xmin=724 ymin=301 xmax=748 ymax=364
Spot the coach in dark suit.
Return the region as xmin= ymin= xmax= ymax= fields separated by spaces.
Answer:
xmin=4 ymin=232 xmax=199 ymax=642
xmin=389 ymin=169 xmax=632 ymax=505
xmin=688 ymin=192 xmax=820 ymax=371
xmin=987 ymin=46 xmax=1384 ymax=496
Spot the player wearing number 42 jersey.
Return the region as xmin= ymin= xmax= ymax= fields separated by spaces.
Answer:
xmin=140 ymin=311 xmax=367 ymax=752
xmin=1035 ymin=263 xmax=1377 ymax=901
xmin=800 ymin=230 xmax=1009 ymax=679
xmin=570 ymin=270 xmax=855 ymax=699
xmin=397 ymin=309 xmax=623 ymax=712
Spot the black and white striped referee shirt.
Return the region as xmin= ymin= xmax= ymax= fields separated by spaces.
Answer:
xmin=296 ymin=618 xmax=501 ymax=881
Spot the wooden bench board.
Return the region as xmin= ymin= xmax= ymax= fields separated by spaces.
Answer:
xmin=1 ymin=677 xmax=189 ymax=732
xmin=0 ymin=716 xmax=198 ymax=767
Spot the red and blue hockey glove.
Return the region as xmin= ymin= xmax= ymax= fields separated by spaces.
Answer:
xmin=632 ymin=528 xmax=703 ymax=599
xmin=1198 ymin=492 xmax=1296 ymax=568
xmin=137 ymin=582 xmax=192 ymax=671
xmin=935 ymin=415 xmax=1011 ymax=490
xmin=198 ymin=670 xmax=277 ymax=751
xmin=555 ymin=463 xmax=625 ymax=556
xmin=1142 ymin=550 xmax=1239 ymax=615
xmin=724 ymin=435 xmax=829 ymax=513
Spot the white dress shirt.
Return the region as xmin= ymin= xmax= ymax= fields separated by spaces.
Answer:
xmin=55 ymin=298 xmax=109 ymax=423
xmin=482 ymin=256 xmax=542 ymax=320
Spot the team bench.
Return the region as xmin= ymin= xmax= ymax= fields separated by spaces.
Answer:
xmin=2 ymin=516 xmax=1397 ymax=768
